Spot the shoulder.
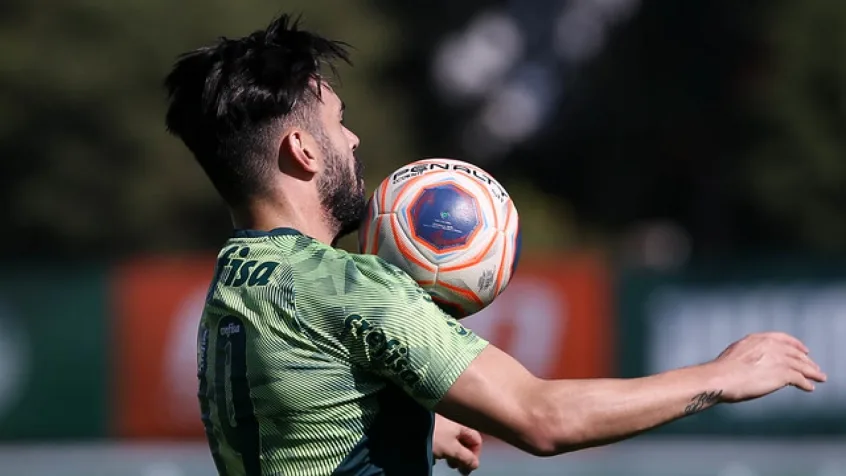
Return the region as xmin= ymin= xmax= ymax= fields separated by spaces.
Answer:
xmin=348 ymin=252 xmax=416 ymax=287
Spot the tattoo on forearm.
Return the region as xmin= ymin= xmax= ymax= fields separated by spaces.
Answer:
xmin=684 ymin=390 xmax=723 ymax=415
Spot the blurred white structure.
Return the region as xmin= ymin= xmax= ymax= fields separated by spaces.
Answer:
xmin=432 ymin=0 xmax=641 ymax=162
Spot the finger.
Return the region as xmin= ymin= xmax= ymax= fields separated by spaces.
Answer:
xmin=787 ymin=350 xmax=827 ymax=382
xmin=787 ymin=349 xmax=827 ymax=382
xmin=446 ymin=457 xmax=478 ymax=475
xmin=446 ymin=446 xmax=480 ymax=475
xmin=786 ymin=347 xmax=820 ymax=370
xmin=768 ymin=332 xmax=809 ymax=354
xmin=458 ymin=428 xmax=483 ymax=457
xmin=788 ymin=370 xmax=816 ymax=392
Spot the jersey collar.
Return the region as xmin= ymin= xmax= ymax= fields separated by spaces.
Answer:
xmin=232 ymin=227 xmax=303 ymax=238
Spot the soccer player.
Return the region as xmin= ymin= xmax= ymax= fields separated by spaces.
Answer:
xmin=164 ymin=14 xmax=827 ymax=476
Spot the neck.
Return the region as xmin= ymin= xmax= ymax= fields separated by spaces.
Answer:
xmin=230 ymin=198 xmax=338 ymax=245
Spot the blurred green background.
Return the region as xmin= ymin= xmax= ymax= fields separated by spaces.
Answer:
xmin=2 ymin=0 xmax=846 ymax=475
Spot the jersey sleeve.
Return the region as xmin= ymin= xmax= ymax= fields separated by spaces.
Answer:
xmin=339 ymin=255 xmax=489 ymax=410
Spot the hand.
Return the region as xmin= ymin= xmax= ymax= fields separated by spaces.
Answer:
xmin=432 ymin=414 xmax=482 ymax=475
xmin=711 ymin=332 xmax=827 ymax=403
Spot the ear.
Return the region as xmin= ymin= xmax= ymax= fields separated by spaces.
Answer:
xmin=280 ymin=129 xmax=320 ymax=175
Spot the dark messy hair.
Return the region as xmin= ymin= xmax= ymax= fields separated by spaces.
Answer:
xmin=164 ymin=14 xmax=350 ymax=205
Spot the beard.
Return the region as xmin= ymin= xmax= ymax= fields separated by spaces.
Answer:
xmin=317 ymin=140 xmax=366 ymax=244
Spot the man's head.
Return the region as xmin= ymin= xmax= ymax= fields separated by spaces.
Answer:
xmin=164 ymin=14 xmax=365 ymax=239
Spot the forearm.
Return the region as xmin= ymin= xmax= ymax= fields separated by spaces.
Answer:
xmin=535 ymin=363 xmax=723 ymax=454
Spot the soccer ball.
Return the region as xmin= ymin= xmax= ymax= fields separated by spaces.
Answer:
xmin=358 ymin=158 xmax=522 ymax=318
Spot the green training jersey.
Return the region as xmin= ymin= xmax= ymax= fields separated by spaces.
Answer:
xmin=197 ymin=227 xmax=489 ymax=476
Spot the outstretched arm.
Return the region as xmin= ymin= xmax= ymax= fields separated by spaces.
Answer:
xmin=435 ymin=332 xmax=826 ymax=456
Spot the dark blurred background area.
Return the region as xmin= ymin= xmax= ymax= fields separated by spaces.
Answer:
xmin=2 ymin=1 xmax=846 ymax=475
xmin=4 ymin=0 xmax=845 ymax=260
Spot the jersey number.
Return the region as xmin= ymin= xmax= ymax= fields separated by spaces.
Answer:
xmin=199 ymin=316 xmax=261 ymax=475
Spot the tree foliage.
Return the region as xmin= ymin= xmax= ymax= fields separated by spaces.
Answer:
xmin=745 ymin=0 xmax=846 ymax=252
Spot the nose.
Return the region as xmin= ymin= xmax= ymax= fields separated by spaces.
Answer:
xmin=346 ymin=128 xmax=360 ymax=151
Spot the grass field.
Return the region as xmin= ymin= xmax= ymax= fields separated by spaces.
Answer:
xmin=1 ymin=438 xmax=844 ymax=476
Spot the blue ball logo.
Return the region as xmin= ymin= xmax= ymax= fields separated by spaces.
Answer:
xmin=409 ymin=184 xmax=480 ymax=251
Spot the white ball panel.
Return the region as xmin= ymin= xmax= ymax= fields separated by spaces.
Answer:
xmin=371 ymin=213 xmax=437 ymax=284
xmin=436 ymin=231 xmax=506 ymax=309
